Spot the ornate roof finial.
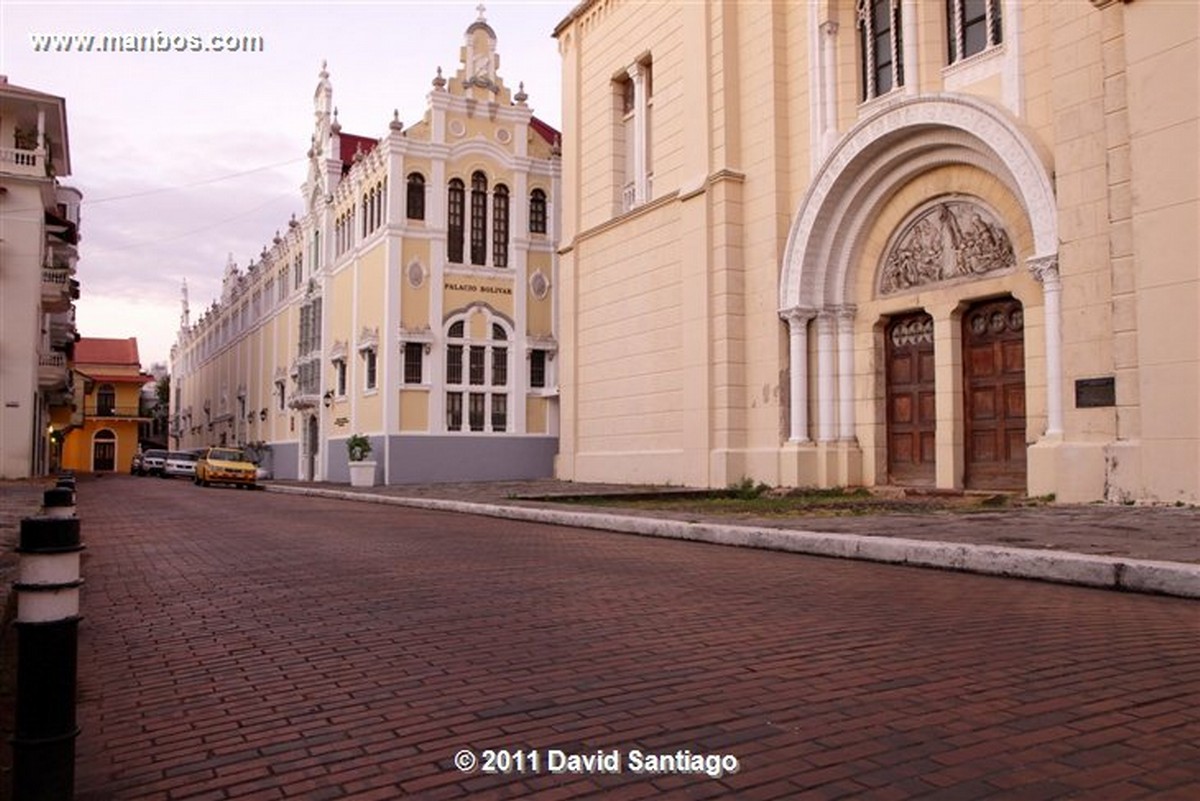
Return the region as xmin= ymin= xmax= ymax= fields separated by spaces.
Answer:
xmin=390 ymin=109 xmax=403 ymax=132
xmin=433 ymin=66 xmax=447 ymax=90
xmin=273 ymin=229 xmax=282 ymax=245
xmin=331 ymin=107 xmax=341 ymax=134
xmin=319 ymin=59 xmax=329 ymax=79
xmin=289 ymin=212 xmax=299 ymax=229
xmin=476 ymin=3 xmax=486 ymax=22
xmin=515 ymin=82 xmax=528 ymax=104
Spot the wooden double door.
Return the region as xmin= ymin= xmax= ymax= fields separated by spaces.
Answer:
xmin=886 ymin=298 xmax=1027 ymax=490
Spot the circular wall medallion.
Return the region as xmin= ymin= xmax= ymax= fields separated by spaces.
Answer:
xmin=496 ymin=128 xmax=512 ymax=144
xmin=407 ymin=261 xmax=425 ymax=288
xmin=529 ymin=270 xmax=549 ymax=300
xmin=449 ymin=119 xmax=466 ymax=138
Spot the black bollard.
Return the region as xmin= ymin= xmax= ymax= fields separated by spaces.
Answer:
xmin=12 ymin=516 xmax=84 ymax=801
xmin=42 ymin=487 xmax=75 ymax=519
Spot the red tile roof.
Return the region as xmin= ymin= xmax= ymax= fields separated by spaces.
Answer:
xmin=530 ymin=116 xmax=560 ymax=147
xmin=339 ymin=133 xmax=377 ymax=166
xmin=75 ymin=337 xmax=140 ymax=367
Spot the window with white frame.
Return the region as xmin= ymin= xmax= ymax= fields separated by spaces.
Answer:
xmin=857 ymin=0 xmax=904 ymax=101
xmin=529 ymin=189 xmax=547 ymax=234
xmin=363 ymin=348 xmax=377 ymax=391
xmin=403 ymin=342 xmax=425 ymax=384
xmin=334 ymin=358 xmax=347 ymax=397
xmin=470 ymin=171 xmax=488 ymax=266
xmin=444 ymin=319 xmax=509 ymax=433
xmin=530 ymin=349 xmax=548 ymax=389
xmin=407 ymin=173 xmax=425 ymax=220
xmin=946 ymin=0 xmax=1002 ymax=64
xmin=448 ymin=179 xmax=465 ymax=263
xmin=616 ymin=57 xmax=653 ymax=213
xmin=493 ymin=184 xmax=509 ymax=268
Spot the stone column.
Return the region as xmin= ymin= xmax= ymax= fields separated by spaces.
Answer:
xmin=837 ymin=307 xmax=856 ymax=441
xmin=1030 ymin=255 xmax=1063 ymax=436
xmin=816 ymin=312 xmax=836 ymax=442
xmin=784 ymin=309 xmax=814 ymax=442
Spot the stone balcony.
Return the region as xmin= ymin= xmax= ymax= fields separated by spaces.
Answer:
xmin=0 ymin=146 xmax=47 ymax=177
xmin=38 ymin=351 xmax=69 ymax=390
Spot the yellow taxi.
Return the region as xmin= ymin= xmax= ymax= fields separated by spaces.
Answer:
xmin=194 ymin=447 xmax=258 ymax=489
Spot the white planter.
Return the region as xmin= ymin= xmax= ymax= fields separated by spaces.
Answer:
xmin=348 ymin=460 xmax=377 ymax=488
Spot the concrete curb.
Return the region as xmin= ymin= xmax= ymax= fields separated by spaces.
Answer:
xmin=265 ymin=485 xmax=1200 ymax=600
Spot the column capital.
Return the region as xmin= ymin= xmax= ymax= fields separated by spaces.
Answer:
xmin=1027 ymin=254 xmax=1060 ymax=286
xmin=819 ymin=20 xmax=839 ymax=37
xmin=834 ymin=305 xmax=857 ymax=322
xmin=780 ymin=306 xmax=817 ymax=326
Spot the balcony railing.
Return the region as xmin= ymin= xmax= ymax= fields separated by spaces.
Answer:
xmin=42 ymin=267 xmax=73 ymax=311
xmin=0 ymin=146 xmax=45 ymax=177
xmin=91 ymin=405 xmax=148 ymax=419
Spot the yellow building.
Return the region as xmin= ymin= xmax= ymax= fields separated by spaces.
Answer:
xmin=171 ymin=10 xmax=561 ymax=484
xmin=0 ymin=76 xmax=81 ymax=478
xmin=57 ymin=338 xmax=152 ymax=474
xmin=554 ymin=0 xmax=1200 ymax=503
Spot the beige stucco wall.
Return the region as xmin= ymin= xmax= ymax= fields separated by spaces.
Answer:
xmin=556 ymin=0 xmax=1200 ymax=502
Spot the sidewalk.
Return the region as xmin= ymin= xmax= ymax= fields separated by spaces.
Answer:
xmin=265 ymin=479 xmax=1200 ymax=599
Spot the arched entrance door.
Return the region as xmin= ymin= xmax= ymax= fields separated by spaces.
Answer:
xmin=963 ymin=297 xmax=1027 ymax=490
xmin=93 ymin=429 xmax=116 ymax=472
xmin=886 ymin=312 xmax=936 ymax=486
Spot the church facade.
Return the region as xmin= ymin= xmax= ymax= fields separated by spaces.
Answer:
xmin=553 ymin=0 xmax=1199 ymax=502
xmin=171 ymin=12 xmax=561 ymax=483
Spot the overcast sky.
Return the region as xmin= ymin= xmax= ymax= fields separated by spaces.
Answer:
xmin=1 ymin=1 xmax=569 ymax=368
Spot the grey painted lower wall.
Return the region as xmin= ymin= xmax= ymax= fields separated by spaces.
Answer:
xmin=386 ymin=435 xmax=557 ymax=484
xmin=325 ymin=435 xmax=385 ymax=484
xmin=270 ymin=441 xmax=299 ymax=481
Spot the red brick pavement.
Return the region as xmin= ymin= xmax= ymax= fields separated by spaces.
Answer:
xmin=71 ymin=475 xmax=1200 ymax=800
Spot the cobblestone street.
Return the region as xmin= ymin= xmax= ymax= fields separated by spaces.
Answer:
xmin=73 ymin=476 xmax=1200 ymax=799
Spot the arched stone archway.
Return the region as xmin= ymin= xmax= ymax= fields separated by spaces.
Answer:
xmin=779 ymin=95 xmax=1062 ymax=465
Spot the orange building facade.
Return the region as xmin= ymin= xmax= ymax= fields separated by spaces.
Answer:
xmin=54 ymin=337 xmax=152 ymax=474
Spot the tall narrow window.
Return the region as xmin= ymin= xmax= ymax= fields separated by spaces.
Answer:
xmin=407 ymin=173 xmax=425 ymax=220
xmin=947 ymin=0 xmax=1002 ymax=64
xmin=448 ymin=179 xmax=465 ymax=263
xmin=858 ymin=0 xmax=903 ymax=101
xmin=529 ymin=188 xmax=547 ymax=234
xmin=364 ymin=349 xmax=377 ymax=391
xmin=97 ymin=384 xmax=116 ymax=416
xmin=616 ymin=58 xmax=652 ymax=213
xmin=447 ymin=392 xmax=463 ymax=430
xmin=470 ymin=171 xmax=488 ymax=266
xmin=530 ymin=349 xmax=547 ymax=389
xmin=493 ymin=184 xmax=509 ymax=268
xmin=403 ymin=342 xmax=425 ymax=384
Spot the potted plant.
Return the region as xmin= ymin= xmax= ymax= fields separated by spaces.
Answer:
xmin=346 ymin=433 xmax=377 ymax=487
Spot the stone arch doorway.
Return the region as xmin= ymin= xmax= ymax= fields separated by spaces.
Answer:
xmin=962 ymin=297 xmax=1027 ymax=490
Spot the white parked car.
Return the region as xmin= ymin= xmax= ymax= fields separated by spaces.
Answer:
xmin=163 ymin=450 xmax=200 ymax=479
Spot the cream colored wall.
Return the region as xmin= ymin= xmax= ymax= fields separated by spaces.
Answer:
xmin=1119 ymin=0 xmax=1200 ymax=501
xmin=399 ymin=390 xmax=428 ymax=432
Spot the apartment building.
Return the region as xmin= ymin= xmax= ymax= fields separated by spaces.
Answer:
xmin=171 ymin=11 xmax=561 ymax=484
xmin=0 ymin=75 xmax=81 ymax=478
xmin=553 ymin=0 xmax=1199 ymax=502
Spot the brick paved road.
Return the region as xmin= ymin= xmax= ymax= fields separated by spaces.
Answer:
xmin=74 ymin=475 xmax=1200 ymax=800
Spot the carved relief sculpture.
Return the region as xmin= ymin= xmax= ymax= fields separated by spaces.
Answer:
xmin=880 ymin=200 xmax=1015 ymax=295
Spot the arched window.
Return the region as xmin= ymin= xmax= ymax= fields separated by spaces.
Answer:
xmin=470 ymin=171 xmax=488 ymax=265
xmin=444 ymin=316 xmax=509 ymax=433
xmin=97 ymin=383 xmax=116 ymax=416
xmin=493 ymin=184 xmax=509 ymax=268
xmin=529 ymin=188 xmax=547 ymax=234
xmin=448 ymin=179 xmax=465 ymax=263
xmin=406 ymin=173 xmax=425 ymax=220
